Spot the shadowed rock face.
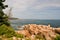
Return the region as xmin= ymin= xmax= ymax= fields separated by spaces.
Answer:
xmin=54 ymin=28 xmax=60 ymax=34
xmin=16 ymin=24 xmax=60 ymax=40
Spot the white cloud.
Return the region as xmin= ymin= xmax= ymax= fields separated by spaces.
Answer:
xmin=11 ymin=0 xmax=37 ymax=12
xmin=4 ymin=0 xmax=60 ymax=11
xmin=4 ymin=0 xmax=60 ymax=19
xmin=31 ymin=0 xmax=60 ymax=10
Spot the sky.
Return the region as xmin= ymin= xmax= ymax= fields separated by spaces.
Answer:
xmin=4 ymin=0 xmax=60 ymax=19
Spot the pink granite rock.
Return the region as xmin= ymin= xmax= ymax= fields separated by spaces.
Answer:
xmin=16 ymin=24 xmax=58 ymax=40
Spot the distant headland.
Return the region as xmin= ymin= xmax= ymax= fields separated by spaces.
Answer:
xmin=8 ymin=17 xmax=19 ymax=20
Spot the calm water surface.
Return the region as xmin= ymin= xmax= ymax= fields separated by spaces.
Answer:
xmin=10 ymin=19 xmax=60 ymax=30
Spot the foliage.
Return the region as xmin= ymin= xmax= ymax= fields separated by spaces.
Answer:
xmin=7 ymin=37 xmax=13 ymax=40
xmin=25 ymin=37 xmax=31 ymax=40
xmin=0 ymin=0 xmax=10 ymax=26
xmin=55 ymin=34 xmax=60 ymax=40
xmin=0 ymin=24 xmax=15 ymax=38
xmin=15 ymin=33 xmax=24 ymax=38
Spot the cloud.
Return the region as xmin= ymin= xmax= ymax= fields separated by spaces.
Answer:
xmin=4 ymin=0 xmax=60 ymax=11
xmin=4 ymin=0 xmax=60 ymax=19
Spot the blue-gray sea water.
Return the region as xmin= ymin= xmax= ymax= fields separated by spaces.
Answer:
xmin=10 ymin=19 xmax=60 ymax=30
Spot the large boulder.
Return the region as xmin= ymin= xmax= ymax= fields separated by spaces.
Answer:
xmin=54 ymin=28 xmax=60 ymax=34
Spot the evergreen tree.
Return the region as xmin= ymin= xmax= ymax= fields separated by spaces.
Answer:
xmin=0 ymin=0 xmax=10 ymax=26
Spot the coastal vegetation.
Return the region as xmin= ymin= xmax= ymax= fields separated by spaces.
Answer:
xmin=0 ymin=0 xmax=24 ymax=40
xmin=55 ymin=34 xmax=60 ymax=40
xmin=0 ymin=24 xmax=24 ymax=40
xmin=0 ymin=0 xmax=60 ymax=40
xmin=0 ymin=0 xmax=10 ymax=26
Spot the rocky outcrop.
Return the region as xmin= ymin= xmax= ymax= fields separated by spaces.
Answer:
xmin=16 ymin=24 xmax=60 ymax=40
xmin=16 ymin=30 xmax=31 ymax=37
xmin=54 ymin=28 xmax=60 ymax=34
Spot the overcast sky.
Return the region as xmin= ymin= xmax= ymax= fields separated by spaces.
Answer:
xmin=4 ymin=0 xmax=60 ymax=19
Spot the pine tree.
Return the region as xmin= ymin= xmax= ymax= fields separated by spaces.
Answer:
xmin=0 ymin=0 xmax=10 ymax=26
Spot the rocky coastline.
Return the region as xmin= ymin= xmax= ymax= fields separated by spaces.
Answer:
xmin=15 ymin=24 xmax=60 ymax=40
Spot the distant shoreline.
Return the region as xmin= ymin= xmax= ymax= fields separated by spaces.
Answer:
xmin=8 ymin=17 xmax=19 ymax=20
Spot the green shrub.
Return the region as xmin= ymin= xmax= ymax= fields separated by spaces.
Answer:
xmin=55 ymin=34 xmax=60 ymax=40
xmin=0 ymin=24 xmax=15 ymax=38
xmin=7 ymin=37 xmax=13 ymax=40
xmin=15 ymin=33 xmax=24 ymax=38
xmin=25 ymin=37 xmax=31 ymax=40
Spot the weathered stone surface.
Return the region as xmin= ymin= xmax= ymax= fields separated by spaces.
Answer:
xmin=54 ymin=28 xmax=60 ymax=34
xmin=16 ymin=24 xmax=60 ymax=40
xmin=16 ymin=30 xmax=31 ymax=37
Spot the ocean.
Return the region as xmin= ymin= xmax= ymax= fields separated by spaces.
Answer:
xmin=10 ymin=19 xmax=60 ymax=30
